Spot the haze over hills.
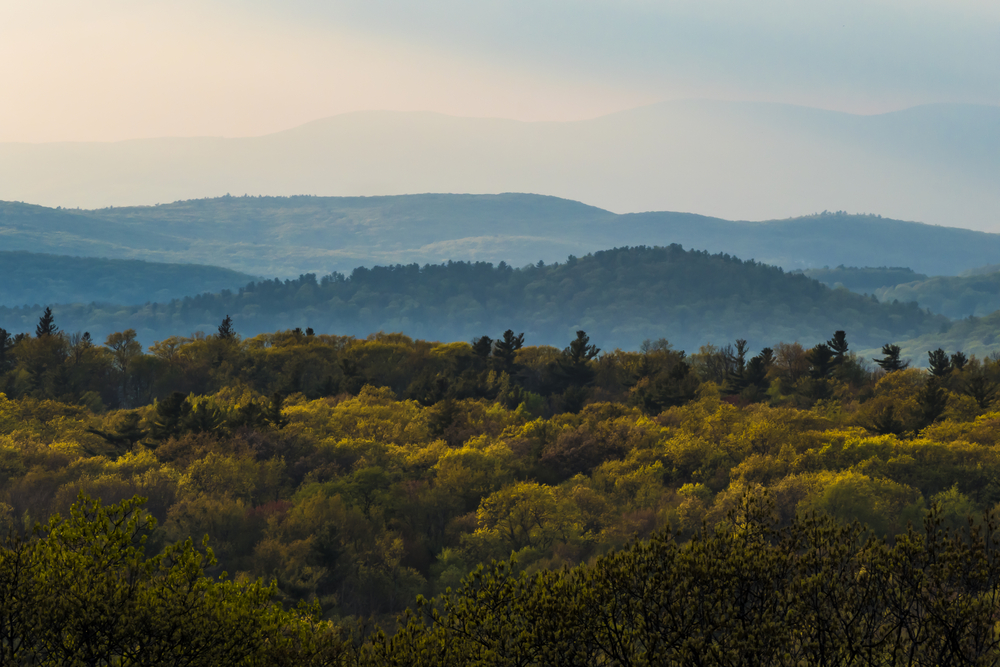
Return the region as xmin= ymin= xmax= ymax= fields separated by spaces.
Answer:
xmin=4 ymin=194 xmax=1000 ymax=277
xmin=874 ymin=273 xmax=1000 ymax=320
xmin=799 ymin=267 xmax=930 ymax=295
xmin=2 ymin=100 xmax=999 ymax=232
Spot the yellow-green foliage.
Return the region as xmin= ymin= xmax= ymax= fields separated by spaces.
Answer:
xmin=2 ymin=345 xmax=1000 ymax=626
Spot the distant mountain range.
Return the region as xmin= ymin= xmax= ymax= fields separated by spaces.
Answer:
xmin=2 ymin=101 xmax=998 ymax=232
xmin=3 ymin=193 xmax=1000 ymax=277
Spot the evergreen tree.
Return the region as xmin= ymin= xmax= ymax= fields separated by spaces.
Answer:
xmin=827 ymin=330 xmax=849 ymax=361
xmin=807 ymin=343 xmax=835 ymax=380
xmin=951 ymin=351 xmax=968 ymax=372
xmin=732 ymin=339 xmax=749 ymax=390
xmin=471 ymin=336 xmax=493 ymax=359
xmin=918 ymin=378 xmax=948 ymax=427
xmin=86 ymin=412 xmax=147 ymax=454
xmin=492 ymin=330 xmax=524 ymax=373
xmin=265 ymin=392 xmax=289 ymax=429
xmin=874 ymin=343 xmax=908 ymax=372
xmin=743 ymin=348 xmax=773 ymax=392
xmin=148 ymin=392 xmax=191 ymax=441
xmin=553 ymin=331 xmax=601 ymax=406
xmin=35 ymin=307 xmax=57 ymax=337
xmin=567 ymin=330 xmax=600 ymax=365
xmin=928 ymin=348 xmax=951 ymax=377
xmin=217 ymin=314 xmax=235 ymax=340
xmin=0 ymin=327 xmax=11 ymax=372
xmin=964 ymin=373 xmax=997 ymax=410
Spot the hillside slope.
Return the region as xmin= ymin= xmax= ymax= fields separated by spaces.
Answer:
xmin=3 ymin=194 xmax=1000 ymax=277
xmin=0 ymin=246 xmax=945 ymax=353
xmin=875 ymin=272 xmax=1000 ymax=319
xmin=799 ymin=267 xmax=929 ymax=294
xmin=0 ymin=251 xmax=257 ymax=308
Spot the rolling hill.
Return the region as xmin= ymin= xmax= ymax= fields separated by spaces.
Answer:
xmin=0 ymin=245 xmax=946 ymax=354
xmin=874 ymin=272 xmax=1000 ymax=320
xmin=3 ymin=194 xmax=1000 ymax=277
xmin=0 ymin=251 xmax=257 ymax=308
xmin=798 ymin=266 xmax=929 ymax=295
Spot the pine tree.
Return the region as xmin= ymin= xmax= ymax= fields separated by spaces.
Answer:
xmin=918 ymin=378 xmax=948 ymax=426
xmin=266 ymin=392 xmax=289 ymax=429
xmin=472 ymin=336 xmax=493 ymax=359
xmin=928 ymin=348 xmax=951 ymax=377
xmin=217 ymin=314 xmax=235 ymax=340
xmin=964 ymin=373 xmax=997 ymax=410
xmin=827 ymin=330 xmax=849 ymax=361
xmin=492 ymin=330 xmax=524 ymax=372
xmin=35 ymin=307 xmax=57 ymax=337
xmin=874 ymin=344 xmax=908 ymax=372
xmin=808 ymin=343 xmax=835 ymax=380
xmin=951 ymin=351 xmax=968 ymax=372
xmin=0 ymin=327 xmax=10 ymax=371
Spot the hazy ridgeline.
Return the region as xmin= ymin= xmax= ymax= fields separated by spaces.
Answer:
xmin=4 ymin=192 xmax=1000 ymax=278
xmin=3 ymin=101 xmax=999 ymax=232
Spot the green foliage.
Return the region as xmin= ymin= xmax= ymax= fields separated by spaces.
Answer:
xmin=6 ymin=319 xmax=1000 ymax=652
xmin=371 ymin=495 xmax=1000 ymax=666
xmin=0 ymin=493 xmax=348 ymax=665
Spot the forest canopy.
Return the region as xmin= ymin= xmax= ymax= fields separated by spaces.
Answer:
xmin=0 ymin=245 xmax=946 ymax=353
xmin=4 ymin=305 xmax=1000 ymax=663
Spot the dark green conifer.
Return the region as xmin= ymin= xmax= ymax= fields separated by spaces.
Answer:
xmin=928 ymin=348 xmax=951 ymax=377
xmin=35 ymin=307 xmax=57 ymax=337
xmin=874 ymin=343 xmax=908 ymax=372
xmin=217 ymin=314 xmax=235 ymax=340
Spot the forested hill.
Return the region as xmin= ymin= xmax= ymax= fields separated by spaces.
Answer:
xmin=0 ymin=245 xmax=945 ymax=352
xmin=3 ymin=194 xmax=1000 ymax=277
xmin=0 ymin=251 xmax=256 ymax=308
xmin=798 ymin=266 xmax=929 ymax=294
xmin=873 ymin=271 xmax=1000 ymax=320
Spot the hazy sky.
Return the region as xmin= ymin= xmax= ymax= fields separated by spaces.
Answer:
xmin=2 ymin=0 xmax=998 ymax=143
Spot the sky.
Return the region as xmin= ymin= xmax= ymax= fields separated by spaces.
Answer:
xmin=2 ymin=0 xmax=999 ymax=143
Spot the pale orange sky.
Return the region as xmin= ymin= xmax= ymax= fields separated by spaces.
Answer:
xmin=0 ymin=2 xmax=648 ymax=142
xmin=1 ymin=0 xmax=998 ymax=143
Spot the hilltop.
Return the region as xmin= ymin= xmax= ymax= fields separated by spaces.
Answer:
xmin=0 ymin=245 xmax=945 ymax=353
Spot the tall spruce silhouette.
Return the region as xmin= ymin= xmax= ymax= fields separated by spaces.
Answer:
xmin=35 ymin=307 xmax=58 ymax=337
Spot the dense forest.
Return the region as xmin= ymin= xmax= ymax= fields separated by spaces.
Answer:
xmin=5 ymin=301 xmax=1000 ymax=662
xmin=0 ymin=246 xmax=945 ymax=353
xmin=5 ymin=194 xmax=1000 ymax=276
xmin=0 ymin=251 xmax=256 ymax=308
